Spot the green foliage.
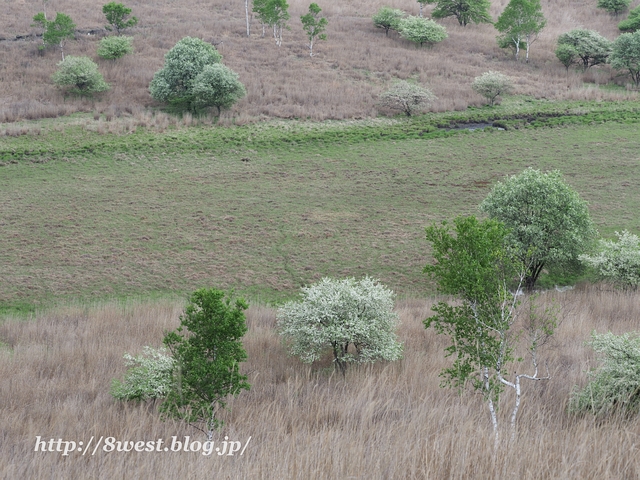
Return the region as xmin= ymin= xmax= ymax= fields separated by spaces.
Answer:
xmin=471 ymin=71 xmax=513 ymax=106
xmin=372 ymin=6 xmax=405 ymax=36
xmin=103 ymin=2 xmax=138 ymax=34
xmin=160 ymin=288 xmax=250 ymax=438
xmin=301 ymin=3 xmax=328 ymax=56
xmin=424 ymin=216 xmax=556 ymax=441
xmin=580 ymin=230 xmax=640 ymax=291
xmin=192 ymin=64 xmax=246 ymax=115
xmin=555 ymin=43 xmax=579 ymax=71
xmin=277 ymin=277 xmax=403 ymax=376
xmin=32 ymin=12 xmax=75 ymax=59
xmin=110 ymin=346 xmax=174 ymax=401
xmin=398 ymin=16 xmax=448 ymax=47
xmin=556 ymin=29 xmax=612 ymax=70
xmin=480 ymin=168 xmax=597 ymax=291
xmin=51 ymin=56 xmax=110 ymax=96
xmin=429 ymin=0 xmax=493 ymax=27
xmin=619 ymin=6 xmax=640 ymax=32
xmin=597 ymin=0 xmax=631 ymax=15
xmin=149 ymin=37 xmax=223 ymax=112
xmin=378 ymin=80 xmax=436 ymax=116
xmin=569 ymin=331 xmax=640 ymax=416
xmin=608 ymin=31 xmax=640 ymax=86
xmin=253 ymin=0 xmax=290 ymax=46
xmin=495 ymin=0 xmax=546 ymax=62
xmin=97 ymin=35 xmax=133 ymax=60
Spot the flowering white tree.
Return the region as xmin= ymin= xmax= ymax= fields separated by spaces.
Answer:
xmin=110 ymin=346 xmax=175 ymax=401
xmin=580 ymin=230 xmax=640 ymax=291
xmin=471 ymin=71 xmax=513 ymax=106
xmin=277 ymin=277 xmax=403 ymax=376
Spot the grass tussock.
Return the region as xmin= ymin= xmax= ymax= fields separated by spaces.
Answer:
xmin=1 ymin=286 xmax=640 ymax=478
xmin=0 ymin=0 xmax=638 ymax=123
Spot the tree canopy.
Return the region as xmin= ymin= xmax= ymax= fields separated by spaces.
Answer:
xmin=479 ymin=168 xmax=597 ymax=291
xmin=378 ymin=80 xmax=436 ymax=116
xmin=495 ymin=0 xmax=546 ymax=62
xmin=192 ymin=64 xmax=246 ymax=115
xmin=103 ymin=2 xmax=138 ymax=34
xmin=301 ymin=3 xmax=328 ymax=56
xmin=398 ymin=16 xmax=448 ymax=47
xmin=556 ymin=29 xmax=612 ymax=70
xmin=428 ymin=0 xmax=492 ymax=27
xmin=372 ymin=7 xmax=405 ymax=36
xmin=619 ymin=5 xmax=640 ymax=32
xmin=52 ymin=56 xmax=109 ymax=96
xmin=608 ymin=31 xmax=640 ymax=86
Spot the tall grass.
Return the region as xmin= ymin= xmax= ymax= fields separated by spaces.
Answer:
xmin=1 ymin=0 xmax=638 ymax=123
xmin=1 ymin=286 xmax=639 ymax=478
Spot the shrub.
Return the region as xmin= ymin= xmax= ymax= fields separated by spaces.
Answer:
xmin=608 ymin=31 xmax=640 ymax=87
xmin=160 ymin=288 xmax=250 ymax=439
xmin=110 ymin=346 xmax=174 ymax=401
xmin=556 ymin=29 xmax=612 ymax=70
xmin=149 ymin=37 xmax=223 ymax=112
xmin=97 ymin=35 xmax=133 ymax=60
xmin=619 ymin=5 xmax=640 ymax=32
xmin=569 ymin=331 xmax=640 ymax=417
xmin=103 ymin=2 xmax=138 ymax=34
xmin=471 ymin=71 xmax=513 ymax=106
xmin=579 ymin=230 xmax=640 ymax=291
xmin=277 ymin=277 xmax=403 ymax=376
xmin=52 ymin=56 xmax=110 ymax=96
xmin=378 ymin=80 xmax=436 ymax=116
xmin=398 ymin=16 xmax=448 ymax=47
xmin=597 ymin=0 xmax=631 ymax=15
xmin=192 ymin=64 xmax=246 ymax=115
xmin=372 ymin=6 xmax=405 ymax=36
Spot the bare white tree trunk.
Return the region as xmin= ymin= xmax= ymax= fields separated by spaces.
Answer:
xmin=245 ymin=0 xmax=251 ymax=37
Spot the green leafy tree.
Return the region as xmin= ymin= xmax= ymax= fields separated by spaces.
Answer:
xmin=110 ymin=346 xmax=175 ymax=401
xmin=372 ymin=6 xmax=405 ymax=36
xmin=32 ymin=12 xmax=75 ymax=60
xmin=160 ymin=288 xmax=250 ymax=440
xmin=149 ymin=37 xmax=223 ymax=112
xmin=398 ymin=16 xmax=448 ymax=47
xmin=556 ymin=29 xmax=612 ymax=70
xmin=424 ymin=216 xmax=555 ymax=446
xmin=479 ymin=168 xmax=597 ymax=291
xmin=428 ymin=0 xmax=492 ymax=27
xmin=253 ymin=0 xmax=290 ymax=46
xmin=597 ymin=0 xmax=631 ymax=15
xmin=301 ymin=3 xmax=328 ymax=56
xmin=102 ymin=2 xmax=138 ymax=34
xmin=192 ymin=64 xmax=246 ymax=115
xmin=619 ymin=5 xmax=640 ymax=32
xmin=277 ymin=277 xmax=403 ymax=377
xmin=471 ymin=71 xmax=513 ymax=106
xmin=555 ymin=43 xmax=579 ymax=72
xmin=569 ymin=331 xmax=640 ymax=416
xmin=97 ymin=35 xmax=133 ymax=60
xmin=495 ymin=0 xmax=546 ymax=62
xmin=608 ymin=31 xmax=640 ymax=86
xmin=378 ymin=80 xmax=436 ymax=116
xmin=52 ymin=56 xmax=110 ymax=96
xmin=580 ymin=230 xmax=640 ymax=291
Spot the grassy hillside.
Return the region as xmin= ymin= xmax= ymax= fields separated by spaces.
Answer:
xmin=1 ymin=0 xmax=638 ymax=123
xmin=2 ymin=103 xmax=640 ymax=312
xmin=1 ymin=290 xmax=639 ymax=478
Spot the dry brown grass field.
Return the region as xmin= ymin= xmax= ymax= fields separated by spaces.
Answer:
xmin=1 ymin=0 xmax=639 ymax=123
xmin=1 ymin=286 xmax=640 ymax=479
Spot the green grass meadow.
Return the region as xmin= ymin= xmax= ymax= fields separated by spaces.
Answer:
xmin=2 ymin=101 xmax=640 ymax=312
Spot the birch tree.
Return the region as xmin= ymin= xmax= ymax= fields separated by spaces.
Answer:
xmin=301 ymin=3 xmax=328 ymax=56
xmin=495 ymin=0 xmax=546 ymax=62
xmin=254 ymin=0 xmax=290 ymax=46
xmin=424 ymin=216 xmax=556 ymax=447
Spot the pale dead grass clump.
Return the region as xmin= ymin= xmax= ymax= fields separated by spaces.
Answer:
xmin=0 ymin=0 xmax=638 ymax=123
xmin=1 ymin=286 xmax=640 ymax=478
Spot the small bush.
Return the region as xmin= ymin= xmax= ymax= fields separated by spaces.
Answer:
xmin=378 ymin=80 xmax=436 ymax=116
xmin=52 ymin=56 xmax=110 ymax=96
xmin=110 ymin=346 xmax=174 ymax=401
xmin=398 ymin=16 xmax=448 ymax=48
xmin=580 ymin=230 xmax=640 ymax=291
xmin=569 ymin=331 xmax=640 ymax=417
xmin=97 ymin=35 xmax=133 ymax=60
xmin=597 ymin=0 xmax=631 ymax=15
xmin=471 ymin=71 xmax=513 ymax=106
xmin=277 ymin=276 xmax=403 ymax=376
xmin=372 ymin=7 xmax=405 ymax=36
